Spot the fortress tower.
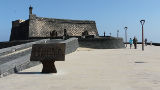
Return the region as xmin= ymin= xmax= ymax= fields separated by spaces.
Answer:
xmin=29 ymin=6 xmax=33 ymax=15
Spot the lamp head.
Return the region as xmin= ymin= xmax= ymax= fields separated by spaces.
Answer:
xmin=124 ymin=27 xmax=128 ymax=30
xmin=140 ymin=20 xmax=145 ymax=25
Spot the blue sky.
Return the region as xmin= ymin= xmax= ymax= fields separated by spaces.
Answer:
xmin=0 ymin=0 xmax=160 ymax=42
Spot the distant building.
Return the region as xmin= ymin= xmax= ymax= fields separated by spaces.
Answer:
xmin=10 ymin=6 xmax=99 ymax=41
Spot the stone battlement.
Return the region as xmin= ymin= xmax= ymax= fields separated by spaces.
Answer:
xmin=30 ymin=14 xmax=95 ymax=24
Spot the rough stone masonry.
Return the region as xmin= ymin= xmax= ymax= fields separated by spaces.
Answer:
xmin=10 ymin=6 xmax=99 ymax=41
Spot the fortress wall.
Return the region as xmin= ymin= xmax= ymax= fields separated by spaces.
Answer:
xmin=29 ymin=15 xmax=99 ymax=38
xmin=79 ymin=37 xmax=125 ymax=49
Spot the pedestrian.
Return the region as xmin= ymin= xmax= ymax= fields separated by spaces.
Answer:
xmin=129 ymin=38 xmax=133 ymax=49
xmin=133 ymin=37 xmax=138 ymax=49
xmin=145 ymin=38 xmax=147 ymax=46
xmin=150 ymin=41 xmax=152 ymax=46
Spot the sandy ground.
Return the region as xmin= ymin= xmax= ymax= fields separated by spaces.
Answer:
xmin=0 ymin=44 xmax=160 ymax=90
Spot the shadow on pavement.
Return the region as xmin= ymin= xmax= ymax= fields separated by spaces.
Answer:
xmin=16 ymin=72 xmax=42 ymax=74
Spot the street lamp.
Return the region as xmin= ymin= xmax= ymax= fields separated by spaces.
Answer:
xmin=124 ymin=27 xmax=128 ymax=47
xmin=140 ymin=20 xmax=145 ymax=51
xmin=117 ymin=30 xmax=119 ymax=38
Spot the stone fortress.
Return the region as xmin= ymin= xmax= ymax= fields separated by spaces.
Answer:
xmin=10 ymin=6 xmax=99 ymax=41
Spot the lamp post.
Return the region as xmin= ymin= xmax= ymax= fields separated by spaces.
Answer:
xmin=124 ymin=27 xmax=128 ymax=47
xmin=140 ymin=20 xmax=145 ymax=51
xmin=117 ymin=30 xmax=119 ymax=38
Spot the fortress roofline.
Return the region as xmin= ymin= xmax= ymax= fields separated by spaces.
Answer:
xmin=28 ymin=6 xmax=96 ymax=24
xmin=29 ymin=14 xmax=96 ymax=24
xmin=38 ymin=16 xmax=95 ymax=22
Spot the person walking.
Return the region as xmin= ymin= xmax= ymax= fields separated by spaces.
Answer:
xmin=129 ymin=38 xmax=133 ymax=49
xmin=145 ymin=38 xmax=147 ymax=46
xmin=133 ymin=37 xmax=138 ymax=49
xmin=150 ymin=41 xmax=152 ymax=46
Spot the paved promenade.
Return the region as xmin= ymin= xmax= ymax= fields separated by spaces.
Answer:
xmin=0 ymin=45 xmax=160 ymax=90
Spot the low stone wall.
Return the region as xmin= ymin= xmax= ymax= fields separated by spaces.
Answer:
xmin=152 ymin=43 xmax=160 ymax=46
xmin=0 ymin=38 xmax=79 ymax=77
xmin=61 ymin=38 xmax=79 ymax=54
xmin=0 ymin=39 xmax=48 ymax=77
xmin=0 ymin=40 xmax=36 ymax=49
xmin=79 ymin=37 xmax=125 ymax=49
